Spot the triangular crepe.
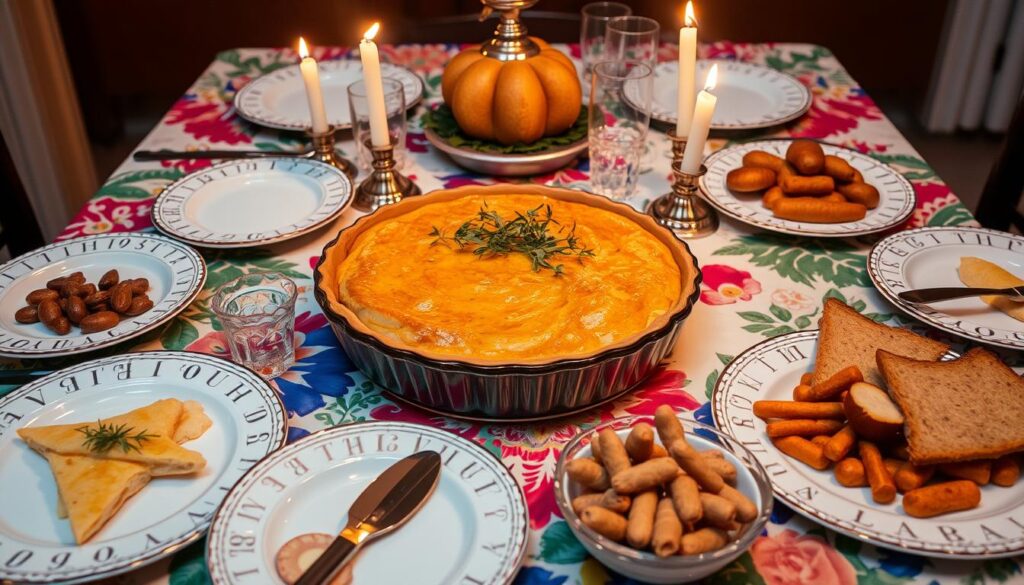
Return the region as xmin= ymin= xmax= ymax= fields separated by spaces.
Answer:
xmin=45 ymin=452 xmax=150 ymax=544
xmin=18 ymin=399 xmax=205 ymax=476
xmin=174 ymin=400 xmax=213 ymax=444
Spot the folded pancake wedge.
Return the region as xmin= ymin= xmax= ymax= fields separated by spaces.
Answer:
xmin=17 ymin=399 xmax=205 ymax=476
xmin=44 ymin=452 xmax=150 ymax=544
xmin=174 ymin=400 xmax=213 ymax=444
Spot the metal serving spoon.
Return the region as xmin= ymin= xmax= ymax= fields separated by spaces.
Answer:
xmin=898 ymin=285 xmax=1024 ymax=304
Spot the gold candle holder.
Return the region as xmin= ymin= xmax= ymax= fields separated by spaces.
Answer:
xmin=305 ymin=126 xmax=357 ymax=180
xmin=354 ymin=139 xmax=421 ymax=212
xmin=645 ymin=129 xmax=719 ymax=238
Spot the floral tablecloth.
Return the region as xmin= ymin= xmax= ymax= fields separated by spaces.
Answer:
xmin=12 ymin=42 xmax=1024 ymax=585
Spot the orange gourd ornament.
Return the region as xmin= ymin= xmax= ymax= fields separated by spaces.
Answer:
xmin=441 ymin=1 xmax=582 ymax=145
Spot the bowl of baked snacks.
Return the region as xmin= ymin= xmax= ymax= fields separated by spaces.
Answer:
xmin=554 ymin=407 xmax=772 ymax=584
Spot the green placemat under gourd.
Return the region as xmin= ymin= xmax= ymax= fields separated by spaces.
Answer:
xmin=422 ymin=104 xmax=587 ymax=155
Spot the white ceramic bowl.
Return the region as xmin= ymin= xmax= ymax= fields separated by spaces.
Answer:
xmin=554 ymin=415 xmax=773 ymax=584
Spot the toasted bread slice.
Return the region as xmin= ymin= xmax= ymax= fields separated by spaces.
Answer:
xmin=877 ymin=347 xmax=1024 ymax=465
xmin=813 ymin=298 xmax=949 ymax=387
xmin=45 ymin=452 xmax=150 ymax=543
xmin=18 ymin=399 xmax=205 ymax=476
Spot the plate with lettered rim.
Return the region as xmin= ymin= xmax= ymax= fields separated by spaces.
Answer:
xmin=711 ymin=329 xmax=1024 ymax=559
xmin=152 ymin=158 xmax=353 ymax=249
xmin=234 ymin=59 xmax=424 ymax=131
xmin=699 ymin=139 xmax=916 ymax=238
xmin=868 ymin=226 xmax=1024 ymax=351
xmin=624 ymin=59 xmax=812 ymax=130
xmin=0 ymin=351 xmax=287 ymax=584
xmin=0 ymin=233 xmax=206 ymax=358
xmin=206 ymin=422 xmax=529 ymax=585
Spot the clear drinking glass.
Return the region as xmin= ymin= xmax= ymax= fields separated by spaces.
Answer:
xmin=605 ymin=16 xmax=661 ymax=66
xmin=211 ymin=272 xmax=298 ymax=379
xmin=347 ymin=78 xmax=407 ymax=172
xmin=580 ymin=2 xmax=632 ymax=91
xmin=588 ymin=60 xmax=653 ymax=200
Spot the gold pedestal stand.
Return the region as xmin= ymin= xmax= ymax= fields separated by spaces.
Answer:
xmin=645 ymin=130 xmax=719 ymax=238
xmin=306 ymin=126 xmax=357 ymax=180
xmin=354 ymin=140 xmax=421 ymax=212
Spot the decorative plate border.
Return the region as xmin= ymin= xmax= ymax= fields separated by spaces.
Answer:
xmin=699 ymin=139 xmax=916 ymax=237
xmin=152 ymin=158 xmax=353 ymax=249
xmin=625 ymin=59 xmax=812 ymax=130
xmin=0 ymin=233 xmax=206 ymax=358
xmin=234 ymin=60 xmax=424 ymax=131
xmin=206 ymin=422 xmax=529 ymax=584
xmin=711 ymin=330 xmax=1024 ymax=559
xmin=0 ymin=351 xmax=288 ymax=583
xmin=868 ymin=226 xmax=1024 ymax=350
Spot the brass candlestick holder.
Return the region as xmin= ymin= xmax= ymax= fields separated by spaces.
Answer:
xmin=646 ymin=130 xmax=719 ymax=238
xmin=306 ymin=126 xmax=357 ymax=180
xmin=354 ymin=139 xmax=421 ymax=212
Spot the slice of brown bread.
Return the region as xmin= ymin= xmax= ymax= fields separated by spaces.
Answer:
xmin=813 ymin=298 xmax=949 ymax=387
xmin=877 ymin=347 xmax=1024 ymax=465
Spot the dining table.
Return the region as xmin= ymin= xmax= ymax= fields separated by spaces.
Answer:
xmin=5 ymin=41 xmax=1022 ymax=585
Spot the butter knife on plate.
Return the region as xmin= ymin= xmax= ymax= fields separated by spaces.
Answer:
xmin=294 ymin=450 xmax=442 ymax=585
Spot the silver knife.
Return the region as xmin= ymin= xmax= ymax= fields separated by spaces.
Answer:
xmin=294 ymin=450 xmax=442 ymax=585
xmin=898 ymin=285 xmax=1024 ymax=304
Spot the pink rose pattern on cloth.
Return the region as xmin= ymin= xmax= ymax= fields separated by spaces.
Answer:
xmin=751 ymin=529 xmax=858 ymax=585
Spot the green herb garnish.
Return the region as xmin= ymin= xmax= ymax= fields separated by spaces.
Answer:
xmin=430 ymin=204 xmax=595 ymax=275
xmin=422 ymin=104 xmax=588 ymax=154
xmin=77 ymin=421 xmax=156 ymax=454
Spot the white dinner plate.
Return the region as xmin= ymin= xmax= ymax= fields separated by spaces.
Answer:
xmin=868 ymin=226 xmax=1024 ymax=351
xmin=207 ymin=422 xmax=528 ymax=585
xmin=712 ymin=330 xmax=1024 ymax=559
xmin=0 ymin=233 xmax=206 ymax=358
xmin=625 ymin=60 xmax=812 ymax=130
xmin=234 ymin=60 xmax=424 ymax=131
xmin=700 ymin=139 xmax=916 ymax=237
xmin=152 ymin=158 xmax=353 ymax=249
xmin=0 ymin=351 xmax=287 ymax=583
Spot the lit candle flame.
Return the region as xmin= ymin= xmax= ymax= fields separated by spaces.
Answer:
xmin=705 ymin=63 xmax=718 ymax=91
xmin=364 ymin=22 xmax=380 ymax=41
xmin=298 ymin=37 xmax=309 ymax=59
xmin=684 ymin=2 xmax=697 ymax=27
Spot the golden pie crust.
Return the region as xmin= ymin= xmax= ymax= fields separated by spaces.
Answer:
xmin=336 ymin=194 xmax=683 ymax=361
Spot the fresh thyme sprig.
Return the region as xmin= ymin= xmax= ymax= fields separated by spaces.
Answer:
xmin=430 ymin=204 xmax=595 ymax=275
xmin=77 ymin=421 xmax=156 ymax=454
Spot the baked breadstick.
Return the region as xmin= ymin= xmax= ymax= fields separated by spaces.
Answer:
xmin=743 ymin=150 xmax=786 ymax=172
xmin=894 ymin=462 xmax=935 ymax=493
xmin=589 ymin=432 xmax=603 ymax=465
xmin=571 ymin=493 xmax=605 ymax=514
xmin=800 ymin=372 xmax=814 ymax=386
xmin=626 ymin=490 xmax=658 ymax=549
xmin=652 ymin=498 xmax=682 ymax=557
xmin=700 ymin=454 xmax=738 ymax=485
xmin=805 ymin=366 xmax=863 ymax=402
xmin=669 ymin=441 xmax=725 ymax=493
xmin=888 ymin=443 xmax=910 ymax=460
xmin=654 ymin=405 xmax=685 ymax=446
xmin=580 ymin=506 xmax=628 ymax=541
xmin=904 ymin=480 xmax=981 ymax=518
xmin=773 ymin=197 xmax=867 ymax=223
xmin=611 ymin=457 xmax=680 ymax=494
xmin=779 ymin=175 xmax=834 ymax=196
xmin=625 ymin=422 xmax=655 ymax=462
xmin=823 ymin=424 xmax=857 ymax=462
xmin=717 ymin=484 xmax=758 ymax=522
xmin=993 ymin=455 xmax=1020 ymax=487
xmin=669 ymin=474 xmax=703 ymax=525
xmin=811 ymin=435 xmax=832 ymax=449
xmin=766 ymin=419 xmax=845 ymax=438
xmin=835 ymin=457 xmax=867 ymax=487
xmin=860 ymin=441 xmax=896 ymax=504
xmin=681 ymin=527 xmax=729 ymax=555
xmin=786 ymin=140 xmax=826 ymax=174
xmin=822 ymin=155 xmax=857 ymax=182
xmin=939 ymin=460 xmax=992 ymax=486
xmin=650 ymin=443 xmax=669 ymax=458
xmin=773 ymin=436 xmax=829 ymax=470
xmin=598 ymin=428 xmax=632 ymax=477
xmin=837 ymin=181 xmax=879 ymax=208
xmin=566 ymin=458 xmax=610 ymax=491
xmin=792 ymin=384 xmax=813 ymax=401
xmin=727 ymin=167 xmax=776 ymax=193
xmin=763 ymin=186 xmax=786 ymax=210
xmin=753 ymin=401 xmax=845 ymax=420
xmin=699 ymin=492 xmax=738 ymax=529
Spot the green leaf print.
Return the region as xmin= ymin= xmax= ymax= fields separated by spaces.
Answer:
xmin=928 ymin=202 xmax=976 ymax=227
xmin=168 ymin=541 xmax=211 ymax=585
xmin=706 ymin=354 xmax=734 ymax=399
xmin=322 ymin=381 xmax=383 ymax=425
xmin=706 ymin=551 xmax=766 ymax=585
xmin=769 ymin=304 xmax=793 ymax=322
xmin=833 ymin=533 xmax=914 ymax=585
xmin=963 ymin=558 xmax=1024 ymax=584
xmin=539 ymin=520 xmax=588 ymax=564
xmin=714 ymin=234 xmax=869 ymax=287
xmin=95 ymin=169 xmax=186 ymax=200
xmin=871 ymin=154 xmax=936 ymax=181
xmin=161 ymin=318 xmax=199 ymax=350
xmin=764 ymin=46 xmax=831 ymax=73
